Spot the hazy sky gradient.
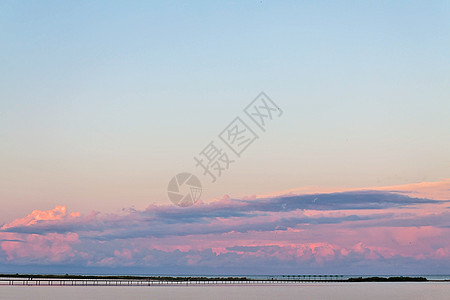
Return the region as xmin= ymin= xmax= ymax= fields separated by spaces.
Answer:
xmin=0 ymin=1 xmax=449 ymax=274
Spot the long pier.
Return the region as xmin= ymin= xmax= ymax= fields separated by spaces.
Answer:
xmin=0 ymin=278 xmax=345 ymax=286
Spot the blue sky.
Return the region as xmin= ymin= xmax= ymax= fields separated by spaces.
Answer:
xmin=0 ymin=1 xmax=449 ymax=274
xmin=2 ymin=1 xmax=449 ymax=219
xmin=0 ymin=1 xmax=450 ymax=216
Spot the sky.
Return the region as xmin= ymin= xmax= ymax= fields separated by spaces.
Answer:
xmin=0 ymin=1 xmax=449 ymax=275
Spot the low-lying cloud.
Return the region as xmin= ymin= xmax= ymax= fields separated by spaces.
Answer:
xmin=1 ymin=182 xmax=449 ymax=274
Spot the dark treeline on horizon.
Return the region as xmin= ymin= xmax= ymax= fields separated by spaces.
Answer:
xmin=0 ymin=274 xmax=430 ymax=282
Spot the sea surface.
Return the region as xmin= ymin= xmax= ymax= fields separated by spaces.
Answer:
xmin=1 ymin=282 xmax=449 ymax=300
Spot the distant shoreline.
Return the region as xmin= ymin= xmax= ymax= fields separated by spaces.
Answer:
xmin=1 ymin=274 xmax=445 ymax=282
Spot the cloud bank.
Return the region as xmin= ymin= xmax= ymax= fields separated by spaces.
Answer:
xmin=1 ymin=180 xmax=449 ymax=275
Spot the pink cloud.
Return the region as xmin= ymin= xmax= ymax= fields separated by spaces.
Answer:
xmin=265 ymin=178 xmax=450 ymax=201
xmin=0 ymin=179 xmax=449 ymax=273
xmin=1 ymin=206 xmax=80 ymax=230
xmin=1 ymin=232 xmax=79 ymax=262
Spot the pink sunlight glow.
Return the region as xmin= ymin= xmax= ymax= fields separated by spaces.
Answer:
xmin=1 ymin=206 xmax=81 ymax=230
xmin=258 ymin=178 xmax=450 ymax=201
xmin=0 ymin=179 xmax=449 ymax=274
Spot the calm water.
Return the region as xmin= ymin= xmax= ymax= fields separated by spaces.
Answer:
xmin=0 ymin=282 xmax=449 ymax=300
